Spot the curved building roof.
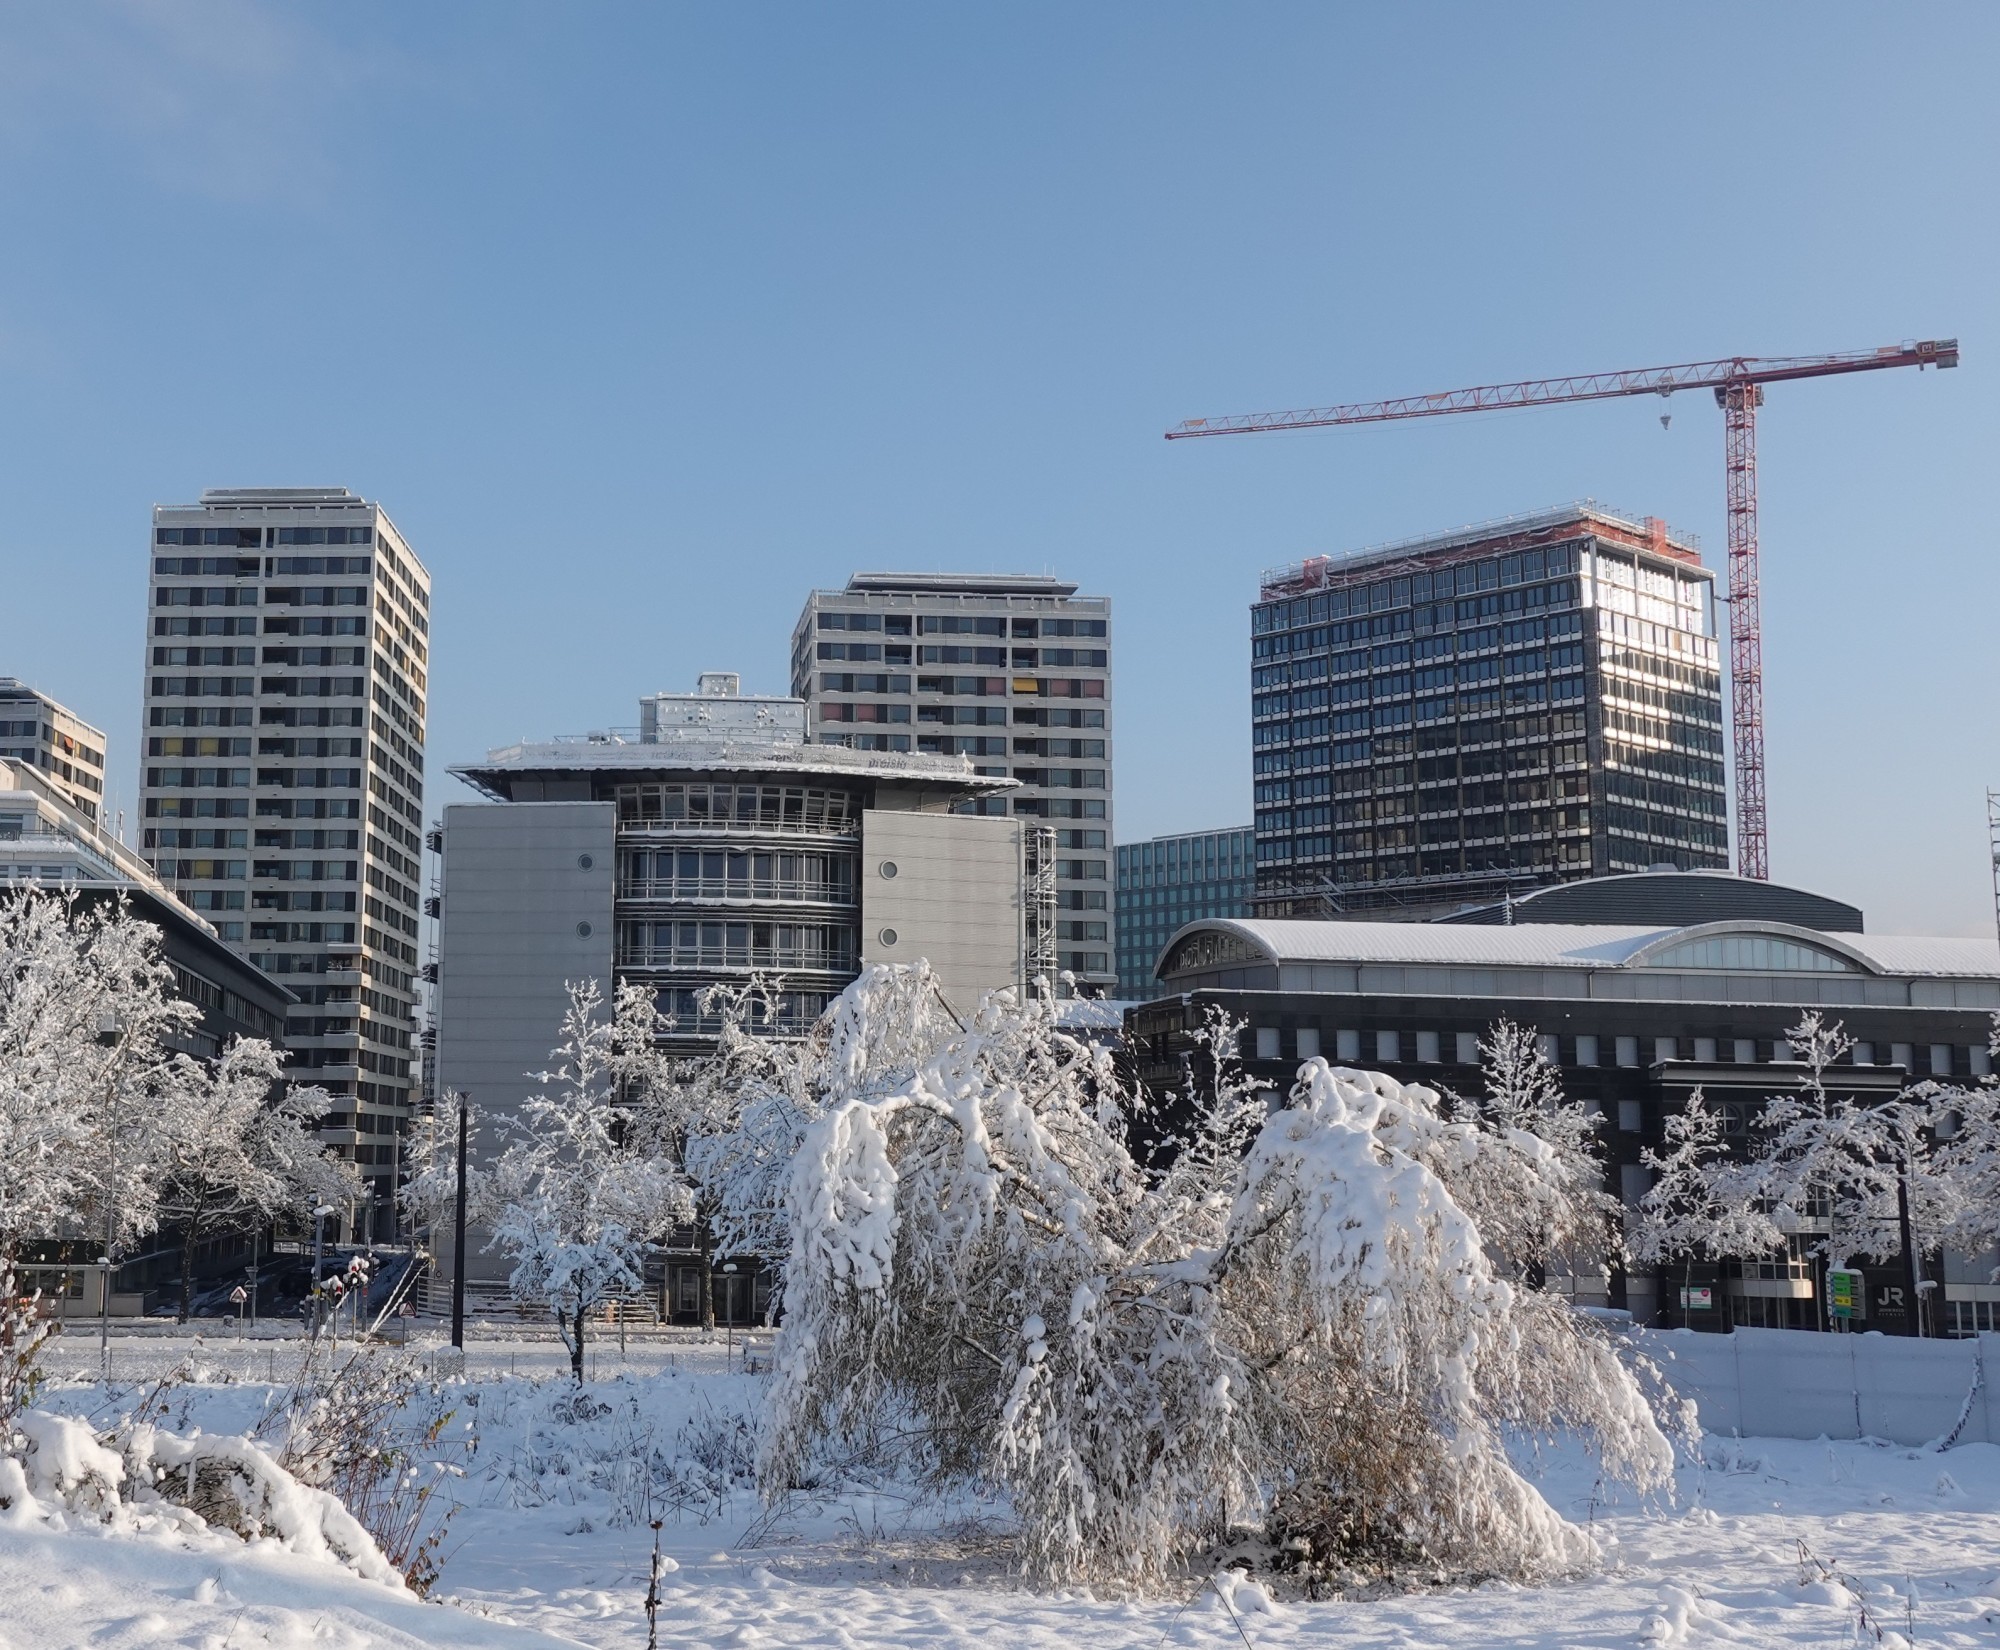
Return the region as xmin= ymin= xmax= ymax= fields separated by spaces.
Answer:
xmin=1436 ymin=870 xmax=1863 ymax=933
xmin=1153 ymin=917 xmax=2000 ymax=1011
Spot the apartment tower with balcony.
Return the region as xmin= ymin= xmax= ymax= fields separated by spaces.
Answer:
xmin=793 ymin=572 xmax=1116 ymax=992
xmin=0 ymin=679 xmax=109 ymax=823
xmin=139 ymin=487 xmax=431 ymax=1228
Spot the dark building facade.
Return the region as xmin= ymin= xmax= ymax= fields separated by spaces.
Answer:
xmin=1251 ymin=504 xmax=1728 ymax=921
xmin=1127 ymin=891 xmax=1999 ymax=1335
xmin=1114 ymin=826 xmax=1254 ymax=999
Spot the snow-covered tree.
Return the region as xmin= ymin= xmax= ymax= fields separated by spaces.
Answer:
xmin=153 ymin=1041 xmax=358 ymax=1320
xmin=1919 ymin=1014 xmax=2000 ymax=1261
xmin=489 ymin=980 xmax=691 ymax=1379
xmin=1632 ymin=1088 xmax=1782 ymax=1275
xmin=759 ymin=967 xmax=1673 ymax=1588
xmin=0 ymin=888 xmax=200 ymax=1259
xmin=397 ymin=1091 xmax=498 ymax=1259
xmin=1707 ymin=1012 xmax=1924 ymax=1270
xmin=1452 ymin=1018 xmax=1620 ymax=1285
xmin=680 ymin=964 xmax=962 ymax=1304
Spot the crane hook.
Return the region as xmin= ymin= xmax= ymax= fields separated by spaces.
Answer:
xmin=1659 ymin=413 xmax=1672 ymax=430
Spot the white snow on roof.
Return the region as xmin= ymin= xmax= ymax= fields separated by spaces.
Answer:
xmin=1836 ymin=934 xmax=2000 ymax=979
xmin=1181 ymin=919 xmax=2000 ymax=980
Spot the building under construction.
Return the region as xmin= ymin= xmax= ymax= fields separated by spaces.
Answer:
xmin=1251 ymin=502 xmax=1727 ymax=920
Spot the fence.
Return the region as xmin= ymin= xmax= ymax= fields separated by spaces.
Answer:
xmin=1638 ymin=1326 xmax=1999 ymax=1446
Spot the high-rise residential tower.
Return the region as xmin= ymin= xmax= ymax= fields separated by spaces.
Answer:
xmin=1251 ymin=504 xmax=1726 ymax=921
xmin=793 ymin=573 xmax=1116 ymax=992
xmin=0 ymin=679 xmax=109 ymax=823
xmin=140 ymin=488 xmax=430 ymax=1228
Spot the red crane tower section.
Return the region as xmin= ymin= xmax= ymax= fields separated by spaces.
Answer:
xmin=1167 ymin=340 xmax=1958 ymax=882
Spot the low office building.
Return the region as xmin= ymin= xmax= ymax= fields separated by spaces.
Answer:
xmin=0 ymin=678 xmax=109 ymax=824
xmin=432 ymin=673 xmax=1047 ymax=1316
xmin=1126 ymin=872 xmax=1999 ymax=1333
xmin=1114 ymin=826 xmax=1254 ymax=999
xmin=2 ymin=757 xmax=294 ymax=1314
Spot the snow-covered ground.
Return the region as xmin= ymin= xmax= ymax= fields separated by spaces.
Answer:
xmin=13 ymin=1330 xmax=2000 ymax=1650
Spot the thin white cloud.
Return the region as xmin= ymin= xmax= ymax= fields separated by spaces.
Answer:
xmin=0 ymin=1 xmax=402 ymax=205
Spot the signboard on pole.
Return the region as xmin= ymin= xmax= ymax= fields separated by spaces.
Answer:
xmin=1827 ymin=1267 xmax=1864 ymax=1321
xmin=1678 ymin=1286 xmax=1713 ymax=1310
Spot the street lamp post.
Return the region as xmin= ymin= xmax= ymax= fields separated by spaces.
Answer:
xmin=310 ymin=1203 xmax=336 ymax=1339
xmin=95 ymin=1013 xmax=123 ymax=1380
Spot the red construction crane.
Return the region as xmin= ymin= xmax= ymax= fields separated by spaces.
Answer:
xmin=1167 ymin=339 xmax=1959 ymax=882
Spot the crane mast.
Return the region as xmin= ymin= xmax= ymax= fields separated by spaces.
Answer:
xmin=1168 ymin=340 xmax=1958 ymax=882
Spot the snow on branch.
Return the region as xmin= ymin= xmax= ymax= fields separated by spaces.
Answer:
xmin=756 ymin=969 xmax=1674 ymax=1589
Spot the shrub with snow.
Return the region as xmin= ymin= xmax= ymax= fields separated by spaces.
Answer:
xmin=754 ymin=969 xmax=1675 ymax=1589
xmin=0 ymin=1408 xmax=402 ymax=1586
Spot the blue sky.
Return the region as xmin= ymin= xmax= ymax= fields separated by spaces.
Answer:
xmin=0 ymin=5 xmax=1993 ymax=933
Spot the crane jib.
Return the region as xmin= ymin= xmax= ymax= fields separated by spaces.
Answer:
xmin=1165 ymin=337 xmax=1959 ymax=886
xmin=1164 ymin=340 xmax=1957 ymax=438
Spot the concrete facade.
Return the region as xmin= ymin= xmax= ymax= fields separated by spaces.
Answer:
xmin=0 ymin=678 xmax=109 ymax=823
xmin=792 ymin=573 xmax=1116 ymax=993
xmin=432 ymin=801 xmax=616 ymax=1122
xmin=139 ymin=487 xmax=432 ymax=1232
xmin=860 ymin=810 xmax=1046 ymax=1014
xmin=431 ymin=801 xmax=616 ymax=1287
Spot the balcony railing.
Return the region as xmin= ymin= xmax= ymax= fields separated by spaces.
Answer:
xmin=617 ymin=876 xmax=856 ymax=908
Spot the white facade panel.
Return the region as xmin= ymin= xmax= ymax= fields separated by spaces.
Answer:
xmin=860 ymin=810 xmax=1025 ymax=1015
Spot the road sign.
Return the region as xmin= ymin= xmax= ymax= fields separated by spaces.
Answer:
xmin=228 ymin=1286 xmax=247 ymax=1305
xmin=1827 ymin=1267 xmax=1864 ymax=1320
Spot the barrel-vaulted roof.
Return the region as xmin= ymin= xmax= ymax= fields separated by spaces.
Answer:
xmin=1158 ymin=918 xmax=2000 ymax=985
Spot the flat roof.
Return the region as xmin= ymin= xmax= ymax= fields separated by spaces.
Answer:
xmin=1259 ymin=501 xmax=1707 ymax=598
xmin=843 ymin=572 xmax=1080 ymax=597
xmin=454 ymin=735 xmax=1017 ymax=800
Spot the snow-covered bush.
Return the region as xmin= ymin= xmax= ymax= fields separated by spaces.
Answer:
xmin=0 ymin=1265 xmax=51 ymax=1428
xmin=256 ymin=1345 xmax=468 ymax=1592
xmin=0 ymin=1407 xmax=402 ymax=1585
xmin=757 ymin=968 xmax=1674 ymax=1589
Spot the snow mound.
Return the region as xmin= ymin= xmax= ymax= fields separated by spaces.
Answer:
xmin=2 ymin=1409 xmax=399 ymax=1586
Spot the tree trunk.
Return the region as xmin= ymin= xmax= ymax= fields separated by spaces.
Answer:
xmin=570 ymin=1294 xmax=586 ymax=1383
xmin=696 ymin=1206 xmax=716 ymax=1335
xmin=177 ymin=1204 xmax=206 ymax=1325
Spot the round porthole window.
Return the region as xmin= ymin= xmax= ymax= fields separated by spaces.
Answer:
xmin=879 ymin=861 xmax=898 ymax=879
xmin=879 ymin=928 xmax=899 ymax=947
xmin=576 ymin=921 xmax=593 ymax=938
xmin=578 ymin=854 xmax=594 ymax=871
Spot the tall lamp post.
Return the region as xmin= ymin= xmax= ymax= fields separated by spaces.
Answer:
xmin=310 ymin=1203 xmax=336 ymax=1339
xmin=450 ymin=1096 xmax=469 ymax=1352
xmin=95 ymin=1012 xmax=124 ymax=1379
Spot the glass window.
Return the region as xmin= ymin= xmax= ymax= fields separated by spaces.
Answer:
xmin=1644 ymin=932 xmax=1856 ymax=973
